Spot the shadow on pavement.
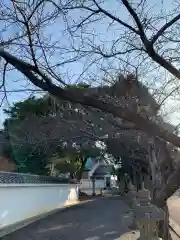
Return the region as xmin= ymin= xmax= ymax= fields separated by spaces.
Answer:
xmin=3 ymin=197 xmax=135 ymax=240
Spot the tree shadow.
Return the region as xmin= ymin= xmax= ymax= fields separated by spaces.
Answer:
xmin=3 ymin=197 xmax=136 ymax=240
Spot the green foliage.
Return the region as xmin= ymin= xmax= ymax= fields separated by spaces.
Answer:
xmin=2 ymin=95 xmax=60 ymax=175
xmin=66 ymin=82 xmax=90 ymax=89
xmin=52 ymin=153 xmax=82 ymax=175
xmin=3 ymin=96 xmax=57 ymax=121
xmin=15 ymin=147 xmax=49 ymax=175
xmin=3 ymin=82 xmax=91 ymax=123
xmin=3 ymin=143 xmax=49 ymax=175
xmin=1 ymin=83 xmax=97 ymax=176
xmin=2 ymin=95 xmax=89 ymax=175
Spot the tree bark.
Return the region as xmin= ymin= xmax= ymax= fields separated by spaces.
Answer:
xmin=154 ymin=165 xmax=180 ymax=209
xmin=148 ymin=140 xmax=177 ymax=240
xmin=76 ymin=157 xmax=88 ymax=181
xmin=158 ymin=204 xmax=172 ymax=240
xmin=152 ymin=164 xmax=180 ymax=240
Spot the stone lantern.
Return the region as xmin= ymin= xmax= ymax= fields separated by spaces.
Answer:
xmin=128 ymin=181 xmax=138 ymax=230
xmin=128 ymin=181 xmax=138 ymax=208
xmin=134 ymin=187 xmax=164 ymax=240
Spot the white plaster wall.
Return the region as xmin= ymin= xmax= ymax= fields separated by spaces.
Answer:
xmin=80 ymin=179 xmax=105 ymax=189
xmin=80 ymin=179 xmax=105 ymax=195
xmin=0 ymin=183 xmax=78 ymax=229
xmin=79 ymin=179 xmax=91 ymax=189
xmin=80 ymin=177 xmax=117 ymax=195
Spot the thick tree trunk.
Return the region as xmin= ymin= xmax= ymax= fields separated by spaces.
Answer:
xmin=153 ymin=168 xmax=180 ymax=239
xmin=158 ymin=204 xmax=172 ymax=240
xmin=151 ymin=185 xmax=172 ymax=240
xmin=151 ymin=167 xmax=180 ymax=240
xmin=148 ymin=140 xmax=177 ymax=240
xmin=154 ymin=165 xmax=180 ymax=209
xmin=76 ymin=157 xmax=88 ymax=181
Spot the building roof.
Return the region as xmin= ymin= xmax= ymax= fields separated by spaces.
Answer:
xmin=85 ymin=157 xmax=94 ymax=170
xmin=91 ymin=164 xmax=114 ymax=177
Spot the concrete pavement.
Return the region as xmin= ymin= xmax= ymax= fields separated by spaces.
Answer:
xmin=3 ymin=197 xmax=135 ymax=240
xmin=168 ymin=196 xmax=180 ymax=227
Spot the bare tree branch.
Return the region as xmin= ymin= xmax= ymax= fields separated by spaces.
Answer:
xmin=151 ymin=14 xmax=180 ymax=44
xmin=52 ymin=0 xmax=140 ymax=34
xmin=1 ymin=47 xmax=180 ymax=149
xmin=121 ymin=0 xmax=148 ymax=44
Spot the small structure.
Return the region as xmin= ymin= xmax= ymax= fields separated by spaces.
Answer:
xmin=90 ymin=164 xmax=115 ymax=195
xmin=134 ymin=187 xmax=164 ymax=240
xmin=80 ymin=156 xmax=116 ymax=195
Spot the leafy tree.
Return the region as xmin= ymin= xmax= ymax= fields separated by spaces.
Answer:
xmin=50 ymin=153 xmax=86 ymax=179
xmin=2 ymin=87 xmax=102 ymax=176
xmin=13 ymin=146 xmax=49 ymax=175
xmin=66 ymin=83 xmax=91 ymax=89
xmin=2 ymin=141 xmax=49 ymax=175
xmin=2 ymin=76 xmax=156 ymax=182
xmin=2 ymin=96 xmax=59 ymax=174
xmin=3 ymin=96 xmax=55 ymax=120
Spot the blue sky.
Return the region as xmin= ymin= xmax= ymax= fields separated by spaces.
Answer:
xmin=0 ymin=0 xmax=179 ymax=126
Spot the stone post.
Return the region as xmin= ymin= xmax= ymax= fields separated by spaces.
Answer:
xmin=135 ymin=187 xmax=164 ymax=240
xmin=127 ymin=180 xmax=138 ymax=230
xmin=128 ymin=181 xmax=138 ymax=208
xmin=118 ymin=178 xmax=125 ymax=195
xmin=133 ymin=169 xmax=137 ymax=189
xmin=124 ymin=173 xmax=130 ymax=193
xmin=92 ymin=178 xmax=96 ymax=196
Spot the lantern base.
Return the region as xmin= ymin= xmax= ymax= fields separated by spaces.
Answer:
xmin=119 ymin=231 xmax=162 ymax=240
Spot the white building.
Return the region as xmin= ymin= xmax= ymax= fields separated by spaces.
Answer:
xmin=80 ymin=156 xmax=117 ymax=195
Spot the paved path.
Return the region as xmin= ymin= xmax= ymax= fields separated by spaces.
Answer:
xmin=168 ymin=194 xmax=180 ymax=227
xmin=167 ymin=189 xmax=180 ymax=239
xmin=3 ymin=197 xmax=135 ymax=240
xmin=168 ymin=197 xmax=180 ymax=226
